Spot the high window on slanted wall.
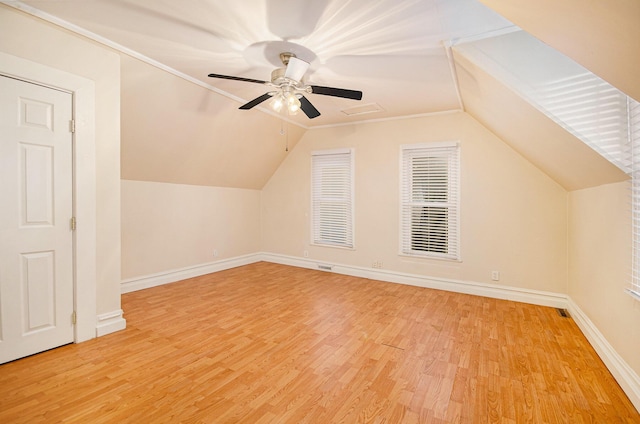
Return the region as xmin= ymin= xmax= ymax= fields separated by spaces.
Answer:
xmin=400 ymin=141 xmax=460 ymax=261
xmin=526 ymin=69 xmax=640 ymax=301
xmin=311 ymin=148 xmax=354 ymax=249
xmin=629 ymin=98 xmax=640 ymax=300
xmin=541 ymin=76 xmax=640 ymax=300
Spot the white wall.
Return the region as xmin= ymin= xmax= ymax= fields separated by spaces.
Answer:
xmin=121 ymin=180 xmax=261 ymax=279
xmin=262 ymin=112 xmax=568 ymax=293
xmin=0 ymin=5 xmax=121 ymax=316
xmin=569 ymin=182 xmax=640 ymax=377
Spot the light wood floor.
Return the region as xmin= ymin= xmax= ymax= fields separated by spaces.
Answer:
xmin=1 ymin=262 xmax=638 ymax=423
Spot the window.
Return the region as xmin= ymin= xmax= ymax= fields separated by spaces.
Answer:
xmin=401 ymin=142 xmax=459 ymax=260
xmin=311 ymin=149 xmax=354 ymax=248
xmin=629 ymin=97 xmax=640 ymax=300
xmin=529 ymin=71 xmax=640 ymax=300
xmin=532 ymin=72 xmax=631 ymax=171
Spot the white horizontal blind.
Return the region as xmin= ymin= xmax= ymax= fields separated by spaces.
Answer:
xmin=401 ymin=142 xmax=459 ymax=260
xmin=532 ymin=72 xmax=630 ymax=171
xmin=533 ymin=74 xmax=640 ymax=301
xmin=629 ymin=97 xmax=640 ymax=299
xmin=311 ymin=149 xmax=353 ymax=248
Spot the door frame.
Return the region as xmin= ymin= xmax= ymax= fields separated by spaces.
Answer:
xmin=0 ymin=51 xmax=96 ymax=343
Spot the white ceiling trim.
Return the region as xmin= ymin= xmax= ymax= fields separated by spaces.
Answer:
xmin=444 ymin=26 xmax=521 ymax=113
xmin=309 ymin=109 xmax=463 ymax=130
xmin=443 ymin=41 xmax=464 ymax=111
xmin=449 ymin=25 xmax=520 ymax=46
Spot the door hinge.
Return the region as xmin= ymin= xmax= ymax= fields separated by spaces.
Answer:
xmin=69 ymin=119 xmax=76 ymax=133
xmin=70 ymin=217 xmax=76 ymax=231
xmin=71 ymin=311 xmax=77 ymax=325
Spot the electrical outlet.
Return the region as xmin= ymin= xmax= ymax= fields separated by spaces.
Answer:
xmin=213 ymin=249 xmax=218 ymax=257
xmin=372 ymin=260 xmax=383 ymax=269
xmin=304 ymin=250 xmax=309 ymax=258
xmin=491 ymin=271 xmax=500 ymax=281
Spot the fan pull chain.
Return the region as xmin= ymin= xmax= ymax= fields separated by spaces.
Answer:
xmin=280 ymin=119 xmax=288 ymax=152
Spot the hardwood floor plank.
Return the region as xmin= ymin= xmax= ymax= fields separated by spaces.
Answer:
xmin=0 ymin=262 xmax=638 ymax=423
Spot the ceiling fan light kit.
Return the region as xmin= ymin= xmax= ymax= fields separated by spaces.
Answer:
xmin=269 ymin=85 xmax=301 ymax=115
xmin=208 ymin=52 xmax=363 ymax=119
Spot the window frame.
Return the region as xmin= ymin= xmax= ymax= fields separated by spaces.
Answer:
xmin=310 ymin=148 xmax=355 ymax=249
xmin=399 ymin=141 xmax=460 ymax=261
xmin=628 ymin=97 xmax=640 ymax=300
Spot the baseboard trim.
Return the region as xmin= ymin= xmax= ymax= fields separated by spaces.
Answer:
xmin=121 ymin=253 xmax=262 ymax=294
xmin=121 ymin=252 xmax=567 ymax=307
xmin=567 ymin=298 xmax=640 ymax=412
xmin=96 ymin=309 xmax=126 ymax=337
xmin=259 ymin=252 xmax=568 ymax=308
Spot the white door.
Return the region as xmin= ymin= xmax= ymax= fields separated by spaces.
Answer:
xmin=0 ymin=75 xmax=74 ymax=364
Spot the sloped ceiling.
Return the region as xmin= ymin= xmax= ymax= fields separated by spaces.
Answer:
xmin=120 ymin=54 xmax=305 ymax=189
xmin=2 ymin=0 xmax=634 ymax=191
xmin=452 ymin=30 xmax=630 ymax=190
xmin=453 ymin=46 xmax=628 ymax=191
xmin=478 ymin=0 xmax=640 ymax=103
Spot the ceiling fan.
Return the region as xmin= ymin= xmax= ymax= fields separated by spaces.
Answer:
xmin=208 ymin=52 xmax=363 ymax=119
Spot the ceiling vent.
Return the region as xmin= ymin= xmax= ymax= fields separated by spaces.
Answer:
xmin=341 ymin=103 xmax=384 ymax=116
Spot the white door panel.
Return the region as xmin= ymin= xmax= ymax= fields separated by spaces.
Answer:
xmin=0 ymin=76 xmax=74 ymax=363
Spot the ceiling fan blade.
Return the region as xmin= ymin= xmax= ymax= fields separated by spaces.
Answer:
xmin=208 ymin=73 xmax=268 ymax=85
xmin=299 ymin=96 xmax=321 ymax=119
xmin=284 ymin=57 xmax=309 ymax=82
xmin=310 ymin=85 xmax=363 ymax=100
xmin=239 ymin=93 xmax=273 ymax=110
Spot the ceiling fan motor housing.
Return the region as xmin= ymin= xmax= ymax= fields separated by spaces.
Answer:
xmin=279 ymin=52 xmax=295 ymax=66
xmin=271 ymin=68 xmax=308 ymax=94
xmin=271 ymin=67 xmax=288 ymax=85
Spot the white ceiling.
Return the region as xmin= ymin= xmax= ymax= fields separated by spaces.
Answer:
xmin=14 ymin=0 xmax=515 ymax=127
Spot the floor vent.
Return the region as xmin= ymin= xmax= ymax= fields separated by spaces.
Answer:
xmin=556 ymin=308 xmax=570 ymax=318
xmin=318 ymin=264 xmax=333 ymax=271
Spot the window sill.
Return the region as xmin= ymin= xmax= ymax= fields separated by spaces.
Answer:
xmin=398 ymin=252 xmax=462 ymax=263
xmin=311 ymin=242 xmax=355 ymax=251
xmin=625 ymin=288 xmax=640 ymax=302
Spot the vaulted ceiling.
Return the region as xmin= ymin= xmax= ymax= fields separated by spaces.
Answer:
xmin=6 ymin=0 xmax=636 ymax=190
xmin=13 ymin=0 xmax=516 ymax=127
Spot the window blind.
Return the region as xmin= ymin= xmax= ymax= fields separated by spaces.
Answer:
xmin=534 ymin=74 xmax=640 ymax=301
xmin=401 ymin=142 xmax=459 ymax=260
xmin=629 ymin=97 xmax=640 ymax=299
xmin=311 ymin=149 xmax=354 ymax=248
xmin=532 ymin=72 xmax=630 ymax=171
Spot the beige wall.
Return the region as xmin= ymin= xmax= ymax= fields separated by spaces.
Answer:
xmin=118 ymin=54 xmax=303 ymax=281
xmin=569 ymin=182 xmax=640 ymax=374
xmin=121 ymin=180 xmax=261 ymax=279
xmin=0 ymin=5 xmax=121 ymax=315
xmin=120 ymin=55 xmax=305 ymax=190
xmin=262 ymin=112 xmax=568 ymax=293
